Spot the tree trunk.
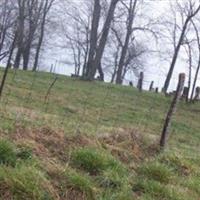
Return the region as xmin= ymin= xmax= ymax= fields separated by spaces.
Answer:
xmin=163 ymin=5 xmax=200 ymax=93
xmin=187 ymin=43 xmax=192 ymax=102
xmin=116 ymin=0 xmax=137 ymax=84
xmin=98 ymin=63 xmax=104 ymax=81
xmin=163 ymin=19 xmax=189 ymax=93
xmin=85 ymin=0 xmax=101 ymax=79
xmin=23 ymin=51 xmax=30 ymax=70
xmin=0 ymin=32 xmax=17 ymax=98
xmin=191 ymin=21 xmax=200 ymax=101
xmin=33 ymin=22 xmax=45 ymax=71
xmin=14 ymin=49 xmax=22 ymax=69
xmin=87 ymin=0 xmax=119 ymax=80
xmin=33 ymin=0 xmax=53 ymax=71
xmin=14 ymin=0 xmax=26 ymax=69
xmin=23 ymin=42 xmax=32 ymax=70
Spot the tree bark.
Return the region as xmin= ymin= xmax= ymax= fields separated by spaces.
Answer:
xmin=97 ymin=63 xmax=104 ymax=81
xmin=23 ymin=0 xmax=42 ymax=70
xmin=191 ymin=20 xmax=200 ymax=101
xmin=187 ymin=43 xmax=192 ymax=102
xmin=86 ymin=0 xmax=119 ymax=80
xmin=163 ymin=19 xmax=189 ymax=93
xmin=85 ymin=0 xmax=101 ymax=79
xmin=33 ymin=13 xmax=46 ymax=71
xmin=0 ymin=32 xmax=17 ymax=98
xmin=163 ymin=5 xmax=200 ymax=93
xmin=116 ymin=0 xmax=137 ymax=84
xmin=14 ymin=0 xmax=26 ymax=69
xmin=33 ymin=0 xmax=54 ymax=71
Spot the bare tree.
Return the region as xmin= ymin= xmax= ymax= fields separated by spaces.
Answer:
xmin=23 ymin=0 xmax=44 ymax=70
xmin=190 ymin=20 xmax=200 ymax=100
xmin=14 ymin=0 xmax=26 ymax=69
xmin=163 ymin=0 xmax=200 ymax=93
xmin=33 ymin=0 xmax=55 ymax=71
xmin=115 ymin=0 xmax=138 ymax=84
xmin=183 ymin=38 xmax=194 ymax=102
xmin=85 ymin=0 xmax=101 ymax=78
xmin=58 ymin=0 xmax=91 ymax=76
xmin=0 ymin=0 xmax=15 ymax=60
xmin=0 ymin=30 xmax=18 ymax=97
xmin=85 ymin=0 xmax=119 ymax=81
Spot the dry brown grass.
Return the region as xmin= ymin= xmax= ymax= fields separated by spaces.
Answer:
xmin=10 ymin=126 xmax=96 ymax=162
xmin=98 ymin=128 xmax=160 ymax=167
xmin=0 ymin=125 xmax=159 ymax=200
xmin=0 ymin=182 xmax=13 ymax=200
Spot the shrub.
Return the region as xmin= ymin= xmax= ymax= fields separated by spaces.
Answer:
xmin=0 ymin=140 xmax=16 ymax=167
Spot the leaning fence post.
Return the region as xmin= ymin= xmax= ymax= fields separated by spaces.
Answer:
xmin=137 ymin=72 xmax=144 ymax=92
xmin=155 ymin=87 xmax=159 ymax=93
xmin=160 ymin=73 xmax=185 ymax=149
xmin=149 ymin=81 xmax=154 ymax=91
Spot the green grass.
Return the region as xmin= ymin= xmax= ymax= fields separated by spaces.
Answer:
xmin=133 ymin=179 xmax=182 ymax=200
xmin=63 ymin=167 xmax=95 ymax=200
xmin=71 ymin=148 xmax=126 ymax=175
xmin=0 ymin=164 xmax=54 ymax=200
xmin=0 ymin=68 xmax=200 ymax=199
xmin=136 ymin=162 xmax=174 ymax=184
xmin=0 ymin=140 xmax=16 ymax=166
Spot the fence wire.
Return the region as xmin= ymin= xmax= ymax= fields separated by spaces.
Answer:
xmin=0 ymin=67 xmax=188 ymax=142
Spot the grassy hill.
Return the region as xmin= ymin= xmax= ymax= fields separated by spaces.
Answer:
xmin=0 ymin=68 xmax=200 ymax=200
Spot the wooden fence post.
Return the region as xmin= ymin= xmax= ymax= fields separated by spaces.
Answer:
xmin=194 ymin=87 xmax=200 ymax=101
xmin=129 ymin=81 xmax=133 ymax=87
xmin=149 ymin=81 xmax=154 ymax=91
xmin=137 ymin=72 xmax=144 ymax=92
xmin=155 ymin=87 xmax=159 ymax=93
xmin=160 ymin=73 xmax=185 ymax=149
xmin=50 ymin=64 xmax=53 ymax=73
xmin=182 ymin=87 xmax=189 ymax=102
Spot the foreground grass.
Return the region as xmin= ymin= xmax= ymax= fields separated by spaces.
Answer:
xmin=0 ymin=68 xmax=200 ymax=199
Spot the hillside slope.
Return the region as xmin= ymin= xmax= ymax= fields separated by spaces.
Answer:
xmin=0 ymin=68 xmax=200 ymax=200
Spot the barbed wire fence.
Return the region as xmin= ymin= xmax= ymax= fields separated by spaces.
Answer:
xmin=0 ymin=64 xmax=197 ymax=147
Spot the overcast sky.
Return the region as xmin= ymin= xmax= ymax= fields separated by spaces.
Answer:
xmin=42 ymin=1 xmax=173 ymax=91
